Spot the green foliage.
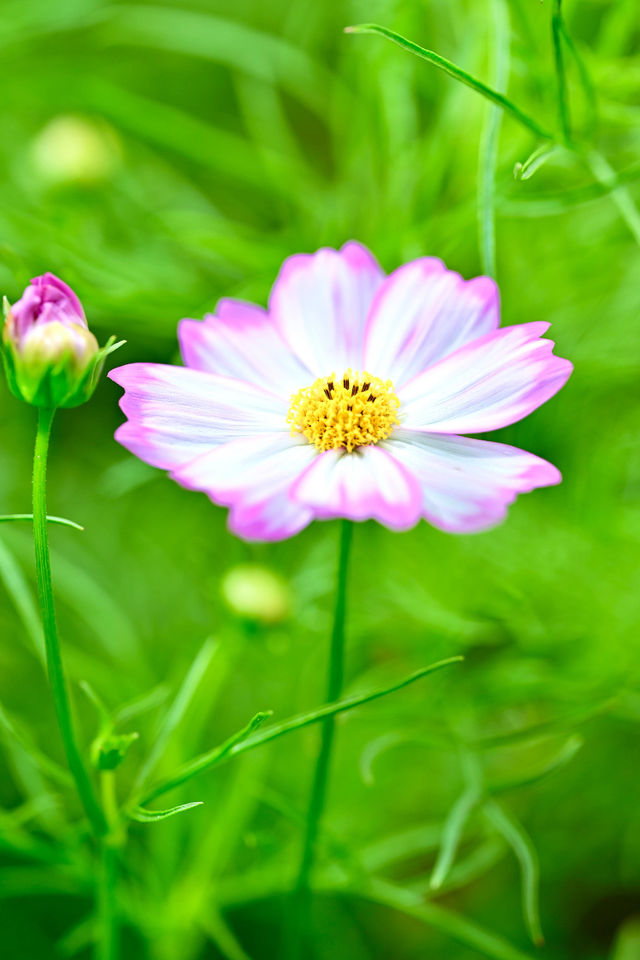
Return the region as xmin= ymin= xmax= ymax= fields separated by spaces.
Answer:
xmin=0 ymin=0 xmax=639 ymax=958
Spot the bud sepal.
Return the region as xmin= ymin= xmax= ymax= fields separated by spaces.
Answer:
xmin=2 ymin=276 xmax=124 ymax=409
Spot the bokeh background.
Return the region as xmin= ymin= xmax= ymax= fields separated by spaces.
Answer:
xmin=1 ymin=0 xmax=639 ymax=957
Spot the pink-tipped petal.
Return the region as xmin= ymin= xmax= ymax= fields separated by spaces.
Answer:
xmin=399 ymin=322 xmax=573 ymax=434
xmin=270 ymin=241 xmax=385 ymax=376
xmin=364 ymin=259 xmax=499 ymax=386
xmin=171 ymin=432 xmax=316 ymax=542
xmin=387 ymin=429 xmax=561 ymax=533
xmin=228 ymin=494 xmax=313 ymax=542
xmin=179 ymin=298 xmax=310 ymax=396
xmin=291 ymin=445 xmax=423 ymax=530
xmin=108 ymin=363 xmax=287 ymax=470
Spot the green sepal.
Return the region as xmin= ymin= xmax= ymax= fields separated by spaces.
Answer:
xmin=91 ymin=731 xmax=140 ymax=771
xmin=129 ymin=801 xmax=203 ymax=823
xmin=1 ymin=328 xmax=125 ymax=410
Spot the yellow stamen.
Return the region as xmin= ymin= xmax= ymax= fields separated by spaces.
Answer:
xmin=287 ymin=369 xmax=400 ymax=453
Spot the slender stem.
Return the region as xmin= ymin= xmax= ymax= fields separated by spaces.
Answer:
xmin=97 ymin=841 xmax=118 ymax=960
xmin=551 ymin=0 xmax=572 ymax=145
xmin=289 ymin=519 xmax=353 ymax=957
xmin=98 ymin=772 xmax=120 ymax=960
xmin=477 ymin=0 xmax=510 ymax=278
xmin=32 ymin=407 xmax=107 ymax=837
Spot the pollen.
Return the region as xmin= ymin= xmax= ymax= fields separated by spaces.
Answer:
xmin=287 ymin=370 xmax=400 ymax=453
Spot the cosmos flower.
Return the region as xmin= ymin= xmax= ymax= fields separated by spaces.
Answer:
xmin=2 ymin=273 xmax=119 ymax=409
xmin=109 ymin=243 xmax=572 ymax=541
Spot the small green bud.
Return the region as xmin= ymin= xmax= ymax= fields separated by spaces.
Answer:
xmin=90 ymin=731 xmax=139 ymax=771
xmin=221 ymin=564 xmax=291 ymax=624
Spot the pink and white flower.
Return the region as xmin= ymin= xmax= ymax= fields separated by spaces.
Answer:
xmin=109 ymin=243 xmax=572 ymax=541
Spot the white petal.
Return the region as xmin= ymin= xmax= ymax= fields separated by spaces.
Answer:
xmin=270 ymin=241 xmax=385 ymax=376
xmin=364 ymin=259 xmax=499 ymax=385
xmin=399 ymin=322 xmax=573 ymax=434
xmin=179 ymin=298 xmax=310 ymax=396
xmin=291 ymin=445 xmax=422 ymax=529
xmin=109 ymin=363 xmax=287 ymax=470
xmin=387 ymin=429 xmax=561 ymax=533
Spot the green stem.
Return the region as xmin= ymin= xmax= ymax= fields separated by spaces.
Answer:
xmin=551 ymin=0 xmax=572 ymax=145
xmin=97 ymin=841 xmax=118 ymax=960
xmin=98 ymin=772 xmax=120 ymax=960
xmin=289 ymin=519 xmax=353 ymax=957
xmin=32 ymin=407 xmax=107 ymax=837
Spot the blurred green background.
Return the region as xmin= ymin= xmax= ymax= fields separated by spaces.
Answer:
xmin=1 ymin=0 xmax=639 ymax=957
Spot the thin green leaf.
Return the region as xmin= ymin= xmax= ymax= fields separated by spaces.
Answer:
xmin=490 ymin=735 xmax=583 ymax=794
xmin=142 ymin=657 xmax=463 ymax=804
xmin=587 ymin=150 xmax=640 ymax=246
xmin=357 ymin=877 xmax=538 ymax=960
xmin=114 ymin=684 xmax=170 ymax=725
xmin=478 ymin=0 xmax=510 ymax=277
xmin=0 ymin=536 xmax=44 ymax=663
xmin=133 ymin=637 xmax=219 ymax=791
xmin=201 ymin=910 xmax=253 ymax=960
xmin=345 ymin=23 xmax=553 ymax=140
xmin=360 ymin=822 xmax=443 ymax=873
xmin=558 ymin=21 xmax=597 ymax=134
xmin=0 ymin=514 xmax=84 ymax=531
xmin=130 ymin=801 xmax=204 ymax=823
xmin=513 ymin=143 xmax=562 ymax=181
xmin=551 ymin=0 xmax=572 ymax=144
xmin=430 ymin=783 xmax=481 ymax=890
xmin=483 ymin=801 xmax=544 ymax=946
xmin=0 ymin=700 xmax=71 ymax=787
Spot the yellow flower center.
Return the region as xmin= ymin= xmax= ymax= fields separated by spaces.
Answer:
xmin=287 ymin=370 xmax=400 ymax=453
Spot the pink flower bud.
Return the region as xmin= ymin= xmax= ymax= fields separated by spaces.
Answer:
xmin=2 ymin=273 xmax=121 ymax=408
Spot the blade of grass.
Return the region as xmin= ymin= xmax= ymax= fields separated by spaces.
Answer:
xmin=430 ymin=783 xmax=481 ymax=890
xmin=586 ymin=150 xmax=640 ymax=246
xmin=133 ymin=637 xmax=218 ymax=792
xmin=142 ymin=657 xmax=463 ymax=804
xmin=0 ymin=536 xmax=44 ymax=663
xmin=551 ymin=0 xmax=572 ymax=144
xmin=344 ymin=23 xmax=553 ymax=140
xmin=0 ymin=514 xmax=84 ymax=531
xmin=483 ymin=801 xmax=544 ymax=946
xmin=478 ymin=0 xmax=510 ymax=277
xmin=355 ymin=876 xmax=538 ymax=960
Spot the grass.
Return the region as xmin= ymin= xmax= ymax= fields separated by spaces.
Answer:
xmin=0 ymin=0 xmax=639 ymax=958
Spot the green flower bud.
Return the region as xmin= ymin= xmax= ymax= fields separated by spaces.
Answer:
xmin=2 ymin=273 xmax=122 ymax=408
xmin=221 ymin=564 xmax=291 ymax=624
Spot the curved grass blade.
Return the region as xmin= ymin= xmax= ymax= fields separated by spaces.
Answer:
xmin=344 ymin=24 xmax=553 ymax=140
xmin=201 ymin=909 xmax=253 ymax=960
xmin=356 ymin=876 xmax=537 ymax=960
xmin=0 ymin=514 xmax=84 ymax=531
xmin=490 ymin=735 xmax=583 ymax=795
xmin=430 ymin=783 xmax=481 ymax=890
xmin=513 ymin=143 xmax=561 ymax=181
xmin=483 ymin=801 xmax=544 ymax=946
xmin=130 ymin=801 xmax=203 ymax=823
xmin=140 ymin=710 xmax=273 ymax=804
xmin=142 ymin=657 xmax=463 ymax=804
xmin=133 ymin=637 xmax=218 ymax=792
xmin=587 ymin=150 xmax=640 ymax=246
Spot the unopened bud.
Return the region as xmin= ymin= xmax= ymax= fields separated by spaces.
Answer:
xmin=221 ymin=564 xmax=290 ymax=624
xmin=2 ymin=273 xmax=122 ymax=408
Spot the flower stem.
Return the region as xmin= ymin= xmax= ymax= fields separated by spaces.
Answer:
xmin=289 ymin=519 xmax=353 ymax=957
xmin=98 ymin=772 xmax=120 ymax=960
xmin=32 ymin=406 xmax=107 ymax=837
